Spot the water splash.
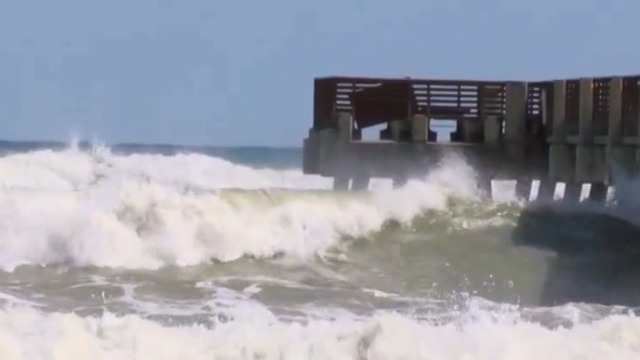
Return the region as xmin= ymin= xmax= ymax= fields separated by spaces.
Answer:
xmin=0 ymin=144 xmax=482 ymax=271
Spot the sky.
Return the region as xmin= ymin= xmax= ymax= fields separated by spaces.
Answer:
xmin=0 ymin=0 xmax=638 ymax=147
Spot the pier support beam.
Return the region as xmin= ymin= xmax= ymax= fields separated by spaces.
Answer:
xmin=411 ymin=114 xmax=427 ymax=142
xmin=461 ymin=118 xmax=483 ymax=143
xmin=392 ymin=177 xmax=408 ymax=188
xmin=332 ymin=112 xmax=354 ymax=190
xmin=390 ymin=119 xmax=409 ymax=188
xmin=505 ymin=81 xmax=530 ymax=200
xmin=333 ymin=176 xmax=350 ymax=190
xmin=637 ymin=79 xmax=640 ymax=174
xmin=563 ymin=183 xmax=583 ymax=202
xmin=536 ymin=180 xmax=557 ymax=202
xmin=549 ymin=80 xmax=575 ymax=185
xmin=608 ymin=146 xmax=637 ymax=181
xmin=302 ymin=134 xmax=319 ymax=175
xmin=351 ymin=173 xmax=370 ymax=191
xmin=605 ymin=77 xmax=637 ymax=183
xmin=478 ymin=115 xmax=501 ymax=198
xmin=515 ymin=180 xmax=533 ymax=201
xmin=332 ymin=112 xmax=373 ymax=191
xmin=549 ymin=145 xmax=574 ymax=185
xmin=504 ymin=81 xmax=527 ymax=156
xmin=572 ymin=78 xmax=606 ymax=186
xmin=390 ymin=119 xmax=408 ymax=142
xmin=588 ymin=183 xmax=608 ymax=202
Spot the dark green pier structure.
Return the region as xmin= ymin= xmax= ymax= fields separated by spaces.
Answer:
xmin=302 ymin=75 xmax=640 ymax=202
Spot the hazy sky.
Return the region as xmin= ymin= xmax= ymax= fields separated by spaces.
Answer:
xmin=1 ymin=0 xmax=638 ymax=146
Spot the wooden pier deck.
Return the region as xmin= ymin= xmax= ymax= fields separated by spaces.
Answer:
xmin=302 ymin=75 xmax=640 ymax=202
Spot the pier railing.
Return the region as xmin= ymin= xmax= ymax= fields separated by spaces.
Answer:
xmin=314 ymin=76 xmax=507 ymax=131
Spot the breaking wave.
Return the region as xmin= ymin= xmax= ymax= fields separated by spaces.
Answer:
xmin=0 ymin=302 xmax=638 ymax=360
xmin=0 ymin=144 xmax=483 ymax=271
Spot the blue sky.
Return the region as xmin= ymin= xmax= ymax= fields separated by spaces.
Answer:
xmin=1 ymin=0 xmax=638 ymax=146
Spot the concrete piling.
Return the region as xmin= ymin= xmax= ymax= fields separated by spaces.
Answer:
xmin=549 ymin=80 xmax=574 ymax=183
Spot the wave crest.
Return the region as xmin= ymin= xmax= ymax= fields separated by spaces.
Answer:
xmin=0 ymin=146 xmax=481 ymax=271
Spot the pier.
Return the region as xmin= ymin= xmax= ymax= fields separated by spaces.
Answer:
xmin=302 ymin=75 xmax=640 ymax=202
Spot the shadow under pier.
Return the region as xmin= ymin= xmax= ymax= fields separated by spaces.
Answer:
xmin=511 ymin=203 xmax=640 ymax=307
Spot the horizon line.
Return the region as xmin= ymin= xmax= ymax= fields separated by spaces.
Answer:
xmin=0 ymin=139 xmax=302 ymax=150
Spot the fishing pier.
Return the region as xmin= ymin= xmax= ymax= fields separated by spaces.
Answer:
xmin=302 ymin=74 xmax=640 ymax=201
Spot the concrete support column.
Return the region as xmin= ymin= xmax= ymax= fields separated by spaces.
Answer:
xmin=333 ymin=176 xmax=350 ymax=190
xmin=411 ymin=114 xmax=427 ymax=142
xmin=483 ymin=115 xmax=501 ymax=145
xmin=390 ymin=119 xmax=407 ymax=142
xmin=549 ymin=145 xmax=574 ymax=181
xmin=588 ymin=183 xmax=608 ymax=202
xmin=505 ymin=82 xmax=531 ymax=200
xmin=607 ymin=77 xmax=623 ymax=144
xmin=515 ymin=180 xmax=534 ymax=202
xmin=574 ymin=78 xmax=602 ymax=184
xmin=535 ymin=86 xmax=555 ymax=202
xmin=536 ymin=180 xmax=557 ymax=202
xmin=534 ymin=86 xmax=557 ymax=203
xmin=392 ymin=146 xmax=410 ymax=188
xmin=391 ymin=176 xmax=407 ymax=188
xmin=461 ymin=119 xmax=483 ymax=143
xmin=605 ymin=77 xmax=635 ymax=184
xmin=637 ymin=77 xmax=640 ymax=138
xmin=389 ymin=119 xmax=409 ymax=187
xmin=332 ymin=112 xmax=353 ymax=190
xmin=636 ymin=78 xmax=640 ymax=175
xmin=476 ymin=115 xmax=501 ymax=198
xmin=608 ymin=146 xmax=637 ymax=179
xmin=577 ymin=78 xmax=594 ymax=142
xmin=302 ymin=129 xmax=320 ymax=175
xmin=392 ymin=147 xmax=410 ymax=188
xmin=336 ymin=112 xmax=353 ymax=143
xmin=632 ymin=80 xmax=640 ymax=176
xmin=410 ymin=114 xmax=428 ymax=178
xmin=350 ymin=147 xmax=372 ymax=191
xmin=634 ymin=79 xmax=640 ymax=176
xmin=504 ymin=81 xmax=527 ymax=155
xmin=563 ymin=183 xmax=583 ymax=202
xmin=549 ymin=80 xmax=574 ymax=182
xmin=351 ymin=173 xmax=370 ymax=191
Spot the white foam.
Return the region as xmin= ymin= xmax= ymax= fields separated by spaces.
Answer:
xmin=0 ymin=146 xmax=482 ymax=271
xmin=0 ymin=305 xmax=638 ymax=360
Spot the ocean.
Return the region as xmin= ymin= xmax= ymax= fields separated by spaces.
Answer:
xmin=0 ymin=139 xmax=639 ymax=359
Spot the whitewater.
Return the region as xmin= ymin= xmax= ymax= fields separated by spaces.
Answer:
xmin=0 ymin=140 xmax=639 ymax=359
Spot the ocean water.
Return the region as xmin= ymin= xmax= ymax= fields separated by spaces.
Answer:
xmin=0 ymin=139 xmax=640 ymax=359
